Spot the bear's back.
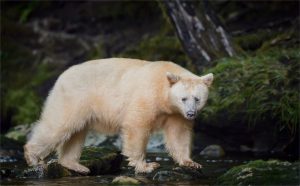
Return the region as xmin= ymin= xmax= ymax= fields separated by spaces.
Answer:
xmin=58 ymin=58 xmax=192 ymax=89
xmin=54 ymin=58 xmax=197 ymax=106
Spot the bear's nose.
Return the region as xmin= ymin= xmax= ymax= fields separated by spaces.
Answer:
xmin=186 ymin=111 xmax=195 ymax=118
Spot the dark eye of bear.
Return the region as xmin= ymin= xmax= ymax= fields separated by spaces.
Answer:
xmin=194 ymin=97 xmax=200 ymax=102
xmin=182 ymin=97 xmax=187 ymax=102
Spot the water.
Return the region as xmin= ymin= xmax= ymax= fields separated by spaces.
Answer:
xmin=0 ymin=153 xmax=252 ymax=186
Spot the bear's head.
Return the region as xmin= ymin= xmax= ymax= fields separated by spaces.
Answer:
xmin=167 ymin=72 xmax=214 ymax=120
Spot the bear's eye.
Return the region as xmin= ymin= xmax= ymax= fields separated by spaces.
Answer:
xmin=194 ymin=97 xmax=200 ymax=102
xmin=182 ymin=97 xmax=187 ymax=102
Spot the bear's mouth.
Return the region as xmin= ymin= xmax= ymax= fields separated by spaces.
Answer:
xmin=185 ymin=115 xmax=196 ymax=120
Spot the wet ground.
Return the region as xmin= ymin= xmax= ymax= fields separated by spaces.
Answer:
xmin=1 ymin=153 xmax=252 ymax=186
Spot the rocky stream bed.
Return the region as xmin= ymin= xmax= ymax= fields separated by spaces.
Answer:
xmin=1 ymin=136 xmax=299 ymax=186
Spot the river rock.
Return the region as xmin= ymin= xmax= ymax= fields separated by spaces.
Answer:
xmin=112 ymin=176 xmax=141 ymax=185
xmin=216 ymin=160 xmax=300 ymax=185
xmin=0 ymin=135 xmax=24 ymax=163
xmin=152 ymin=166 xmax=205 ymax=182
xmin=200 ymin=144 xmax=225 ymax=158
xmin=23 ymin=147 xmax=123 ymax=178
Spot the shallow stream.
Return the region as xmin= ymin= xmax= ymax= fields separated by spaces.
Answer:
xmin=1 ymin=153 xmax=253 ymax=186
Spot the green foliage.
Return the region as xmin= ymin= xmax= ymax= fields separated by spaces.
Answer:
xmin=234 ymin=28 xmax=298 ymax=52
xmin=87 ymin=41 xmax=105 ymax=60
xmin=1 ymin=17 xmax=55 ymax=126
xmin=201 ymin=48 xmax=300 ymax=134
xmin=119 ymin=4 xmax=193 ymax=70
xmin=234 ymin=30 xmax=279 ymax=51
xmin=18 ymin=1 xmax=40 ymax=23
xmin=2 ymin=62 xmax=54 ymax=125
xmin=120 ymin=32 xmax=189 ymax=66
xmin=5 ymin=90 xmax=41 ymax=125
xmin=216 ymin=160 xmax=300 ymax=185
xmin=118 ymin=19 xmax=191 ymax=69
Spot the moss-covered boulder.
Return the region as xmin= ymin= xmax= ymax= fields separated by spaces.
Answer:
xmin=23 ymin=147 xmax=123 ymax=179
xmin=195 ymin=47 xmax=300 ymax=154
xmin=216 ymin=160 xmax=300 ymax=185
xmin=202 ymin=48 xmax=299 ymax=129
xmin=5 ymin=124 xmax=32 ymax=144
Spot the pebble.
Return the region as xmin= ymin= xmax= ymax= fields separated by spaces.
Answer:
xmin=156 ymin=157 xmax=162 ymax=161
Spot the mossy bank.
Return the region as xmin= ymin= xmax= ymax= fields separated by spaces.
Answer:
xmin=216 ymin=160 xmax=300 ymax=185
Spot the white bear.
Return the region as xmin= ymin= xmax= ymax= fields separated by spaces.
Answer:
xmin=24 ymin=58 xmax=213 ymax=173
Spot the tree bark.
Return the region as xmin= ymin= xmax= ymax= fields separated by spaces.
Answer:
xmin=163 ymin=0 xmax=237 ymax=72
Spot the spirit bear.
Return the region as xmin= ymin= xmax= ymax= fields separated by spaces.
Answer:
xmin=24 ymin=58 xmax=213 ymax=173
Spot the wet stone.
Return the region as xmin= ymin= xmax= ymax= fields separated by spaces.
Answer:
xmin=200 ymin=144 xmax=225 ymax=158
xmin=0 ymin=168 xmax=18 ymax=179
xmin=216 ymin=160 xmax=300 ymax=185
xmin=152 ymin=167 xmax=205 ymax=182
xmin=22 ymin=147 xmax=123 ymax=179
xmin=112 ymin=176 xmax=141 ymax=185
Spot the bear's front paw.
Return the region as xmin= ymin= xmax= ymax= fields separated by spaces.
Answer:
xmin=60 ymin=161 xmax=90 ymax=174
xmin=24 ymin=144 xmax=39 ymax=166
xmin=134 ymin=162 xmax=160 ymax=173
xmin=180 ymin=160 xmax=202 ymax=169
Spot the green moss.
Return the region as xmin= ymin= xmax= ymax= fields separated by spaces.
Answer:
xmin=234 ymin=30 xmax=280 ymax=51
xmin=87 ymin=41 xmax=105 ymax=60
xmin=5 ymin=124 xmax=31 ymax=144
xmin=2 ymin=63 xmax=54 ymax=125
xmin=119 ymin=32 xmax=190 ymax=68
xmin=201 ymin=47 xmax=299 ymax=134
xmin=1 ymin=18 xmax=55 ymax=126
xmin=258 ymin=29 xmax=299 ymax=52
xmin=216 ymin=160 xmax=300 ymax=185
xmin=234 ymin=25 xmax=298 ymax=52
xmin=80 ymin=147 xmax=122 ymax=175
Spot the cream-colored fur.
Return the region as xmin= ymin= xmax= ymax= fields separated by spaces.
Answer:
xmin=24 ymin=58 xmax=213 ymax=174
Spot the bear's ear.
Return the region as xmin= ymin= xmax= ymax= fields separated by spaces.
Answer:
xmin=166 ymin=72 xmax=180 ymax=85
xmin=200 ymin=73 xmax=214 ymax=87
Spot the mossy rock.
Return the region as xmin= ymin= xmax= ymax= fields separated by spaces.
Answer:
xmin=152 ymin=166 xmax=205 ymax=182
xmin=216 ymin=160 xmax=300 ymax=185
xmin=23 ymin=147 xmax=123 ymax=179
xmin=5 ymin=124 xmax=32 ymax=144
xmin=201 ymin=47 xmax=300 ymax=133
xmin=112 ymin=176 xmax=141 ymax=185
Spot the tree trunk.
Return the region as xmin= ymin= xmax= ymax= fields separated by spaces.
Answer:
xmin=163 ymin=0 xmax=237 ymax=72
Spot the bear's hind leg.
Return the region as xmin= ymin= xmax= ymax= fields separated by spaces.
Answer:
xmin=57 ymin=128 xmax=90 ymax=174
xmin=24 ymin=100 xmax=92 ymax=167
xmin=24 ymin=123 xmax=57 ymax=166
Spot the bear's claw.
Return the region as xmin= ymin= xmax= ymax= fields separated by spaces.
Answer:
xmin=180 ymin=160 xmax=202 ymax=169
xmin=134 ymin=162 xmax=160 ymax=173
